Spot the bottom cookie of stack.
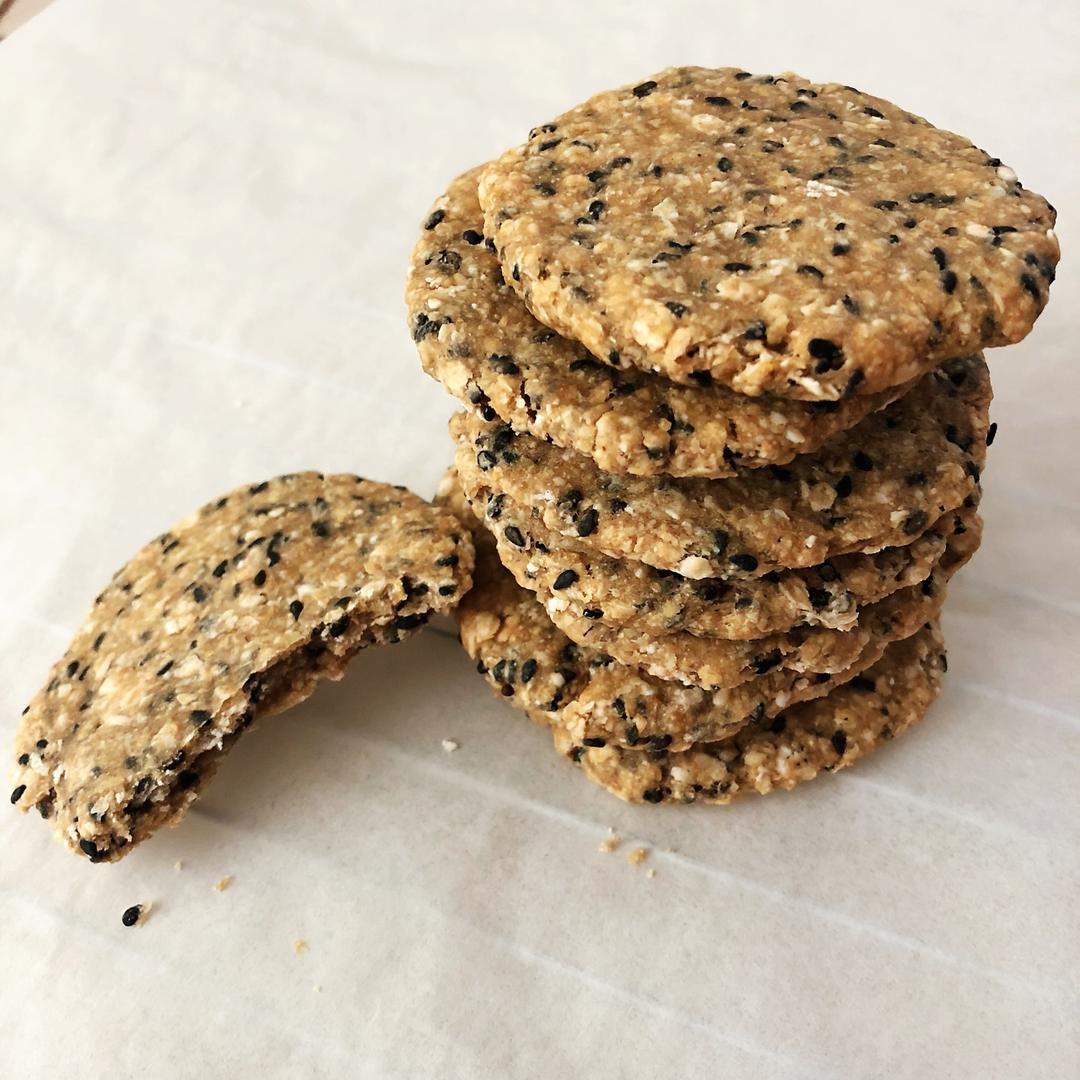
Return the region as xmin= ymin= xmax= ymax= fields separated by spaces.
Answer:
xmin=441 ymin=472 xmax=949 ymax=806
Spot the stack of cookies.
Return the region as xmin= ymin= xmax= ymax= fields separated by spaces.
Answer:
xmin=407 ymin=67 xmax=1058 ymax=806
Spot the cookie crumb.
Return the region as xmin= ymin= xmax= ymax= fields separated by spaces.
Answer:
xmin=213 ymin=876 xmax=233 ymax=892
xmin=627 ymin=846 xmax=649 ymax=867
xmin=441 ymin=738 xmax=460 ymax=753
xmin=293 ymin=939 xmax=309 ymax=956
xmin=121 ymin=902 xmax=148 ymax=927
xmin=313 ymin=984 xmax=322 ymax=993
xmin=173 ymin=860 xmax=184 ymax=871
xmin=645 ymin=868 xmax=656 ymax=880
xmin=598 ymin=828 xmax=622 ymax=854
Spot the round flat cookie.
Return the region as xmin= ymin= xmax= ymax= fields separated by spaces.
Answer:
xmin=467 ymin=473 xmax=979 ymax=640
xmin=553 ymin=625 xmax=946 ymax=805
xmin=11 ymin=474 xmax=474 ymax=862
xmin=479 ymin=66 xmax=1057 ymax=400
xmin=453 ymin=355 xmax=989 ymax=579
xmin=447 ymin=485 xmax=944 ymax=753
xmin=408 ymin=167 xmax=913 ymax=478
xmin=478 ymin=492 xmax=977 ymax=690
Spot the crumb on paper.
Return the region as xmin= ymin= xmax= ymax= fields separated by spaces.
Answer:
xmin=441 ymin=738 xmax=459 ymax=753
xmin=174 ymin=860 xmax=184 ymax=871
xmin=213 ymin=876 xmax=233 ymax=892
xmin=645 ymin=868 xmax=656 ymax=880
xmin=627 ymin=846 xmax=649 ymax=868
xmin=598 ymin=828 xmax=622 ymax=854
xmin=313 ymin=985 xmax=322 ymax=994
xmin=293 ymin=939 xmax=309 ymax=956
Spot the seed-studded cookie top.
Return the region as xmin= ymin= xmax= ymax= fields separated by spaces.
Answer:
xmin=454 ymin=356 xmax=990 ymax=579
xmin=479 ymin=66 xmax=1058 ymax=400
xmin=11 ymin=473 xmax=474 ymax=861
xmin=408 ymin=167 xmax=914 ymax=478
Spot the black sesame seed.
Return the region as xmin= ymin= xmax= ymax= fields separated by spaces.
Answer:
xmin=521 ymin=659 xmax=537 ymax=683
xmin=729 ymin=553 xmax=758 ymax=572
xmin=609 ymin=498 xmax=627 ymax=514
xmin=423 ymin=209 xmax=445 ymax=230
xmin=986 ymin=422 xmax=998 ymax=447
xmin=632 ymin=80 xmax=658 ymax=98
xmin=534 ymin=182 xmax=556 ymax=197
xmin=724 ymin=261 xmax=752 ymax=272
xmin=212 ymin=559 xmax=228 ymax=578
xmin=575 ymin=508 xmax=600 ymax=537
xmin=503 ymin=526 xmax=525 ymax=548
xmin=834 ymin=474 xmax=853 ymax=499
xmin=192 ymin=585 xmax=207 ymax=603
xmin=10 ymin=784 xmax=26 ymax=804
xmin=717 ymin=156 xmax=733 ymax=172
xmin=328 ymin=614 xmax=351 ymax=637
xmin=582 ymin=737 xmax=607 ymax=748
xmin=797 ymin=264 xmax=824 ymax=279
xmin=393 ymin=613 xmax=425 ymax=631
xmin=863 ymin=106 xmax=884 ymax=118
xmin=36 ymin=738 xmax=47 ymax=749
xmin=665 ymin=301 xmax=688 ymax=317
xmin=436 ymin=553 xmax=459 ymax=567
xmin=79 ymin=838 xmax=104 ymax=861
xmin=476 ymin=451 xmax=497 ymax=471
xmin=831 ymin=243 xmax=850 ymax=256
xmin=705 ymin=95 xmax=732 ymax=107
xmin=289 ymin=600 xmax=304 ymax=620
xmin=253 ymin=569 xmax=267 ymax=588
xmin=744 ymin=320 xmax=767 ymax=341
xmin=712 ymin=530 xmax=730 ymax=556
xmin=552 ymin=570 xmax=578 ymax=591
xmin=311 ymin=520 xmax=330 ymax=538
xmin=941 ymin=270 xmax=958 ymax=294
xmin=190 ymin=709 xmax=212 ymax=726
xmin=808 ymin=338 xmax=843 ymax=371
xmin=831 ymin=731 xmax=848 ymax=755
xmin=122 ymin=904 xmax=142 ymax=927
xmin=642 ymin=788 xmax=664 ymax=804
xmin=902 ymin=511 xmax=928 ymax=535
xmin=1019 ymin=273 xmax=1041 ymax=301
xmin=17 ymin=753 xmax=29 ymax=766
xmin=462 ymin=229 xmax=483 ymax=245
xmin=156 ymin=660 xmax=173 ymax=677
xmin=873 ymin=199 xmax=899 ymax=211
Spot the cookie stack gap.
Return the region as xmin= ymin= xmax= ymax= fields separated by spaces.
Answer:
xmin=407 ymin=66 xmax=1058 ymax=806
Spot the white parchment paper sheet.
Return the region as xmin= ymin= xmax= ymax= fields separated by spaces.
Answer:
xmin=1 ymin=2 xmax=1077 ymax=1076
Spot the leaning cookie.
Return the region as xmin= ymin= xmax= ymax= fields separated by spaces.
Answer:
xmin=480 ymin=66 xmax=1057 ymax=400
xmin=408 ymin=166 xmax=914 ymax=478
xmin=552 ymin=625 xmax=946 ymax=805
xmin=11 ymin=474 xmax=474 ymax=862
xmin=453 ymin=355 xmax=989 ymax=579
xmin=469 ymin=475 xmax=980 ymax=640
xmin=448 ymin=482 xmax=944 ymax=753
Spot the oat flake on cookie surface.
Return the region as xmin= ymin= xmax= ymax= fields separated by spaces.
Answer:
xmin=479 ymin=66 xmax=1057 ymax=400
xmin=11 ymin=473 xmax=473 ymax=862
xmin=408 ymin=166 xmax=913 ymax=478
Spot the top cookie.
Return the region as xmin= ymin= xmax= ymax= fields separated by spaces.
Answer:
xmin=480 ymin=66 xmax=1058 ymax=400
xmin=11 ymin=473 xmax=473 ymax=861
xmin=408 ymin=166 xmax=911 ymax=477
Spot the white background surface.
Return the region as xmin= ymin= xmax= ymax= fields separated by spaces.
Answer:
xmin=1 ymin=2 xmax=1078 ymax=1077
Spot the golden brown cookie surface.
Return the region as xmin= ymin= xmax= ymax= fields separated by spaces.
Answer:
xmin=12 ymin=473 xmax=474 ymax=862
xmin=480 ymin=67 xmax=1057 ymax=400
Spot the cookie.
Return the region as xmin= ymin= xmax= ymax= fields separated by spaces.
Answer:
xmin=11 ymin=474 xmax=474 ymax=862
xmin=450 ymin=487 xmax=944 ymax=752
xmin=408 ymin=167 xmax=913 ymax=478
xmin=479 ymin=66 xmax=1057 ymax=400
xmin=481 ymin=495 xmax=976 ymax=689
xmin=553 ymin=624 xmax=945 ymax=805
xmin=467 ymin=474 xmax=979 ymax=640
xmin=453 ymin=355 xmax=989 ymax=579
